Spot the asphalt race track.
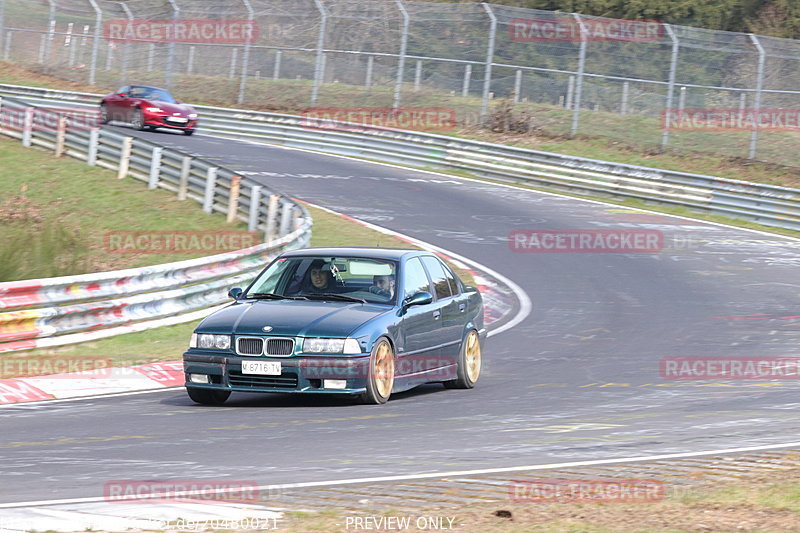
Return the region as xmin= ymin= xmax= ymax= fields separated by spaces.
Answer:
xmin=2 ymin=126 xmax=800 ymax=505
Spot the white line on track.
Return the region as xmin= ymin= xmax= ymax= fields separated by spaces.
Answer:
xmin=4 ymin=441 xmax=800 ymax=509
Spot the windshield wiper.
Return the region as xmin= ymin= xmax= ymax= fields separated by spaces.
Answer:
xmin=246 ymin=292 xmax=307 ymax=300
xmin=304 ymin=293 xmax=366 ymax=303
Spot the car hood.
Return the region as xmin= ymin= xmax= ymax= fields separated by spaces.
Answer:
xmin=196 ymin=300 xmax=392 ymax=338
xmin=151 ymin=100 xmax=194 ymax=115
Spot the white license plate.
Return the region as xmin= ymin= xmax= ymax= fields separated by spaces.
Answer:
xmin=168 ymin=117 xmax=188 ymax=123
xmin=241 ymin=361 xmax=281 ymax=375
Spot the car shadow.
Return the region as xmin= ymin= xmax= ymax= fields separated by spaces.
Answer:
xmin=161 ymin=383 xmax=448 ymax=408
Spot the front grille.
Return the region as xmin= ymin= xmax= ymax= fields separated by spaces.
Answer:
xmin=228 ymin=370 xmax=298 ymax=389
xmin=237 ymin=337 xmax=263 ymax=356
xmin=266 ymin=338 xmax=294 ymax=356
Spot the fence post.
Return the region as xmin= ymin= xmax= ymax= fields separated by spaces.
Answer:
xmin=513 ymin=69 xmax=522 ymax=103
xmin=227 ymin=176 xmax=241 ymax=223
xmin=87 ymin=128 xmax=98 ymax=166
xmin=661 ymin=24 xmax=679 ymax=149
xmin=203 ymin=167 xmax=217 ymax=213
xmin=414 ymin=59 xmax=422 ymax=91
xmin=148 ymin=146 xmax=162 ymax=189
xmin=54 ymin=116 xmax=67 ymax=157
xmin=117 ymin=136 xmax=132 ymax=179
xmin=187 ymin=46 xmax=195 ymax=74
xmin=480 ymin=3 xmax=497 ymax=118
xmin=87 ymin=0 xmax=101 ymax=86
xmin=44 ymin=5 xmax=55 ymax=73
xmin=229 ymin=48 xmax=238 ymax=79
xmin=570 ymin=14 xmax=588 ymax=137
xmin=265 ymin=193 xmax=279 ymax=241
xmin=311 ymin=0 xmax=328 ymax=105
xmin=365 ymin=55 xmax=374 ymax=88
xmin=147 ymin=43 xmax=155 ymax=71
xmin=565 ymin=75 xmax=575 ymax=110
xmin=0 ymin=0 xmax=4 ymax=57
xmin=3 ymin=30 xmax=11 ymax=61
xmin=678 ymin=86 xmax=687 ymax=111
xmin=165 ymin=0 xmax=179 ymax=91
xmin=273 ymin=50 xmax=282 ymax=80
xmin=620 ymin=81 xmax=629 ymax=114
xmin=393 ymin=0 xmax=409 ymax=110
xmin=462 ymin=64 xmax=472 ymax=98
xmin=748 ymin=34 xmax=765 ymax=160
xmin=22 ymin=107 xmax=33 ymax=147
xmin=178 ymin=155 xmax=191 ymax=200
xmin=248 ymin=185 xmax=262 ymax=231
xmin=38 ymin=34 xmax=46 ymax=63
xmin=237 ymin=0 xmax=255 ymax=104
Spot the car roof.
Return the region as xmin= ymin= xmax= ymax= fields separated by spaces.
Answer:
xmin=280 ymin=247 xmax=428 ymax=261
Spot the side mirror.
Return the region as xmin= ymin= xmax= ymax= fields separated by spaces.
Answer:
xmin=117 ymin=93 xmax=127 ymax=98
xmin=463 ymin=284 xmax=478 ymax=293
xmin=403 ymin=291 xmax=433 ymax=309
xmin=228 ymin=287 xmax=243 ymax=300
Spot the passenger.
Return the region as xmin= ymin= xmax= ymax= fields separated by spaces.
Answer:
xmin=303 ymin=259 xmax=335 ymax=293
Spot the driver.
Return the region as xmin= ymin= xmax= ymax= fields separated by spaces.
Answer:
xmin=369 ymin=274 xmax=395 ymax=299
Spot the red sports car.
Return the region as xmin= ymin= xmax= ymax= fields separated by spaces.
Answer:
xmin=100 ymin=85 xmax=198 ymax=135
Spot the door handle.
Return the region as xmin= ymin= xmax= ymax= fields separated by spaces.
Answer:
xmin=433 ymin=310 xmax=441 ymax=320
xmin=459 ymin=303 xmax=466 ymax=313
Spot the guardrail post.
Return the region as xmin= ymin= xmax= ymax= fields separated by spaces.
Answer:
xmin=22 ymin=107 xmax=33 ymax=147
xmin=570 ymin=14 xmax=588 ymax=137
xmin=54 ymin=116 xmax=67 ymax=157
xmin=87 ymin=128 xmax=98 ymax=166
xmin=117 ymin=136 xmax=132 ymax=179
xmin=227 ymin=176 xmax=241 ymax=223
xmin=203 ymin=167 xmax=217 ymax=213
xmin=279 ymin=201 xmax=293 ymax=237
xmin=480 ymin=3 xmax=497 ymax=118
xmin=265 ymin=193 xmax=279 ymax=241
xmin=178 ymin=155 xmax=191 ymax=200
xmin=248 ymin=185 xmax=262 ymax=231
xmin=148 ymin=146 xmax=163 ymax=189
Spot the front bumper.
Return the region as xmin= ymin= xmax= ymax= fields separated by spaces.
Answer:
xmin=183 ymin=351 xmax=371 ymax=394
xmin=145 ymin=115 xmax=197 ymax=130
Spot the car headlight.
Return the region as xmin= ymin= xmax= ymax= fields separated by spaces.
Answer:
xmin=303 ymin=338 xmax=361 ymax=354
xmin=191 ymin=333 xmax=231 ymax=350
xmin=145 ymin=106 xmax=163 ymax=113
xmin=188 ymin=113 xmax=197 ymax=119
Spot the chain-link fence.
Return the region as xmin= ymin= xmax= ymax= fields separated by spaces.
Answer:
xmin=1 ymin=0 xmax=798 ymax=167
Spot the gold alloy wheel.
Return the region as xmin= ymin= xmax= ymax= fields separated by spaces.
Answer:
xmin=373 ymin=341 xmax=395 ymax=398
xmin=465 ymin=331 xmax=481 ymax=383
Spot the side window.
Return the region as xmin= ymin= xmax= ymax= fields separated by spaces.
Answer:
xmin=421 ymin=256 xmax=452 ymax=300
xmin=118 ymin=86 xmax=129 ymax=95
xmin=439 ymin=259 xmax=460 ymax=296
xmin=402 ymin=257 xmax=432 ymax=300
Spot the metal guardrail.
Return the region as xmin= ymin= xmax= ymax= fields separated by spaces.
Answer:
xmin=0 ymin=93 xmax=312 ymax=353
xmin=4 ymin=83 xmax=792 ymax=230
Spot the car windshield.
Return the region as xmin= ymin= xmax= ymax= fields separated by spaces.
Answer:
xmin=245 ymin=256 xmax=398 ymax=305
xmin=129 ymin=86 xmax=177 ymax=103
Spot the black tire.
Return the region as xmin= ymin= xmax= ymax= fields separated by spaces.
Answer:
xmin=183 ymin=129 xmax=195 ymax=136
xmin=361 ymin=337 xmax=395 ymax=404
xmin=130 ymin=108 xmax=146 ymax=131
xmin=187 ymin=387 xmax=230 ymax=405
xmin=99 ymin=103 xmax=109 ymax=124
xmin=444 ymin=330 xmax=481 ymax=389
